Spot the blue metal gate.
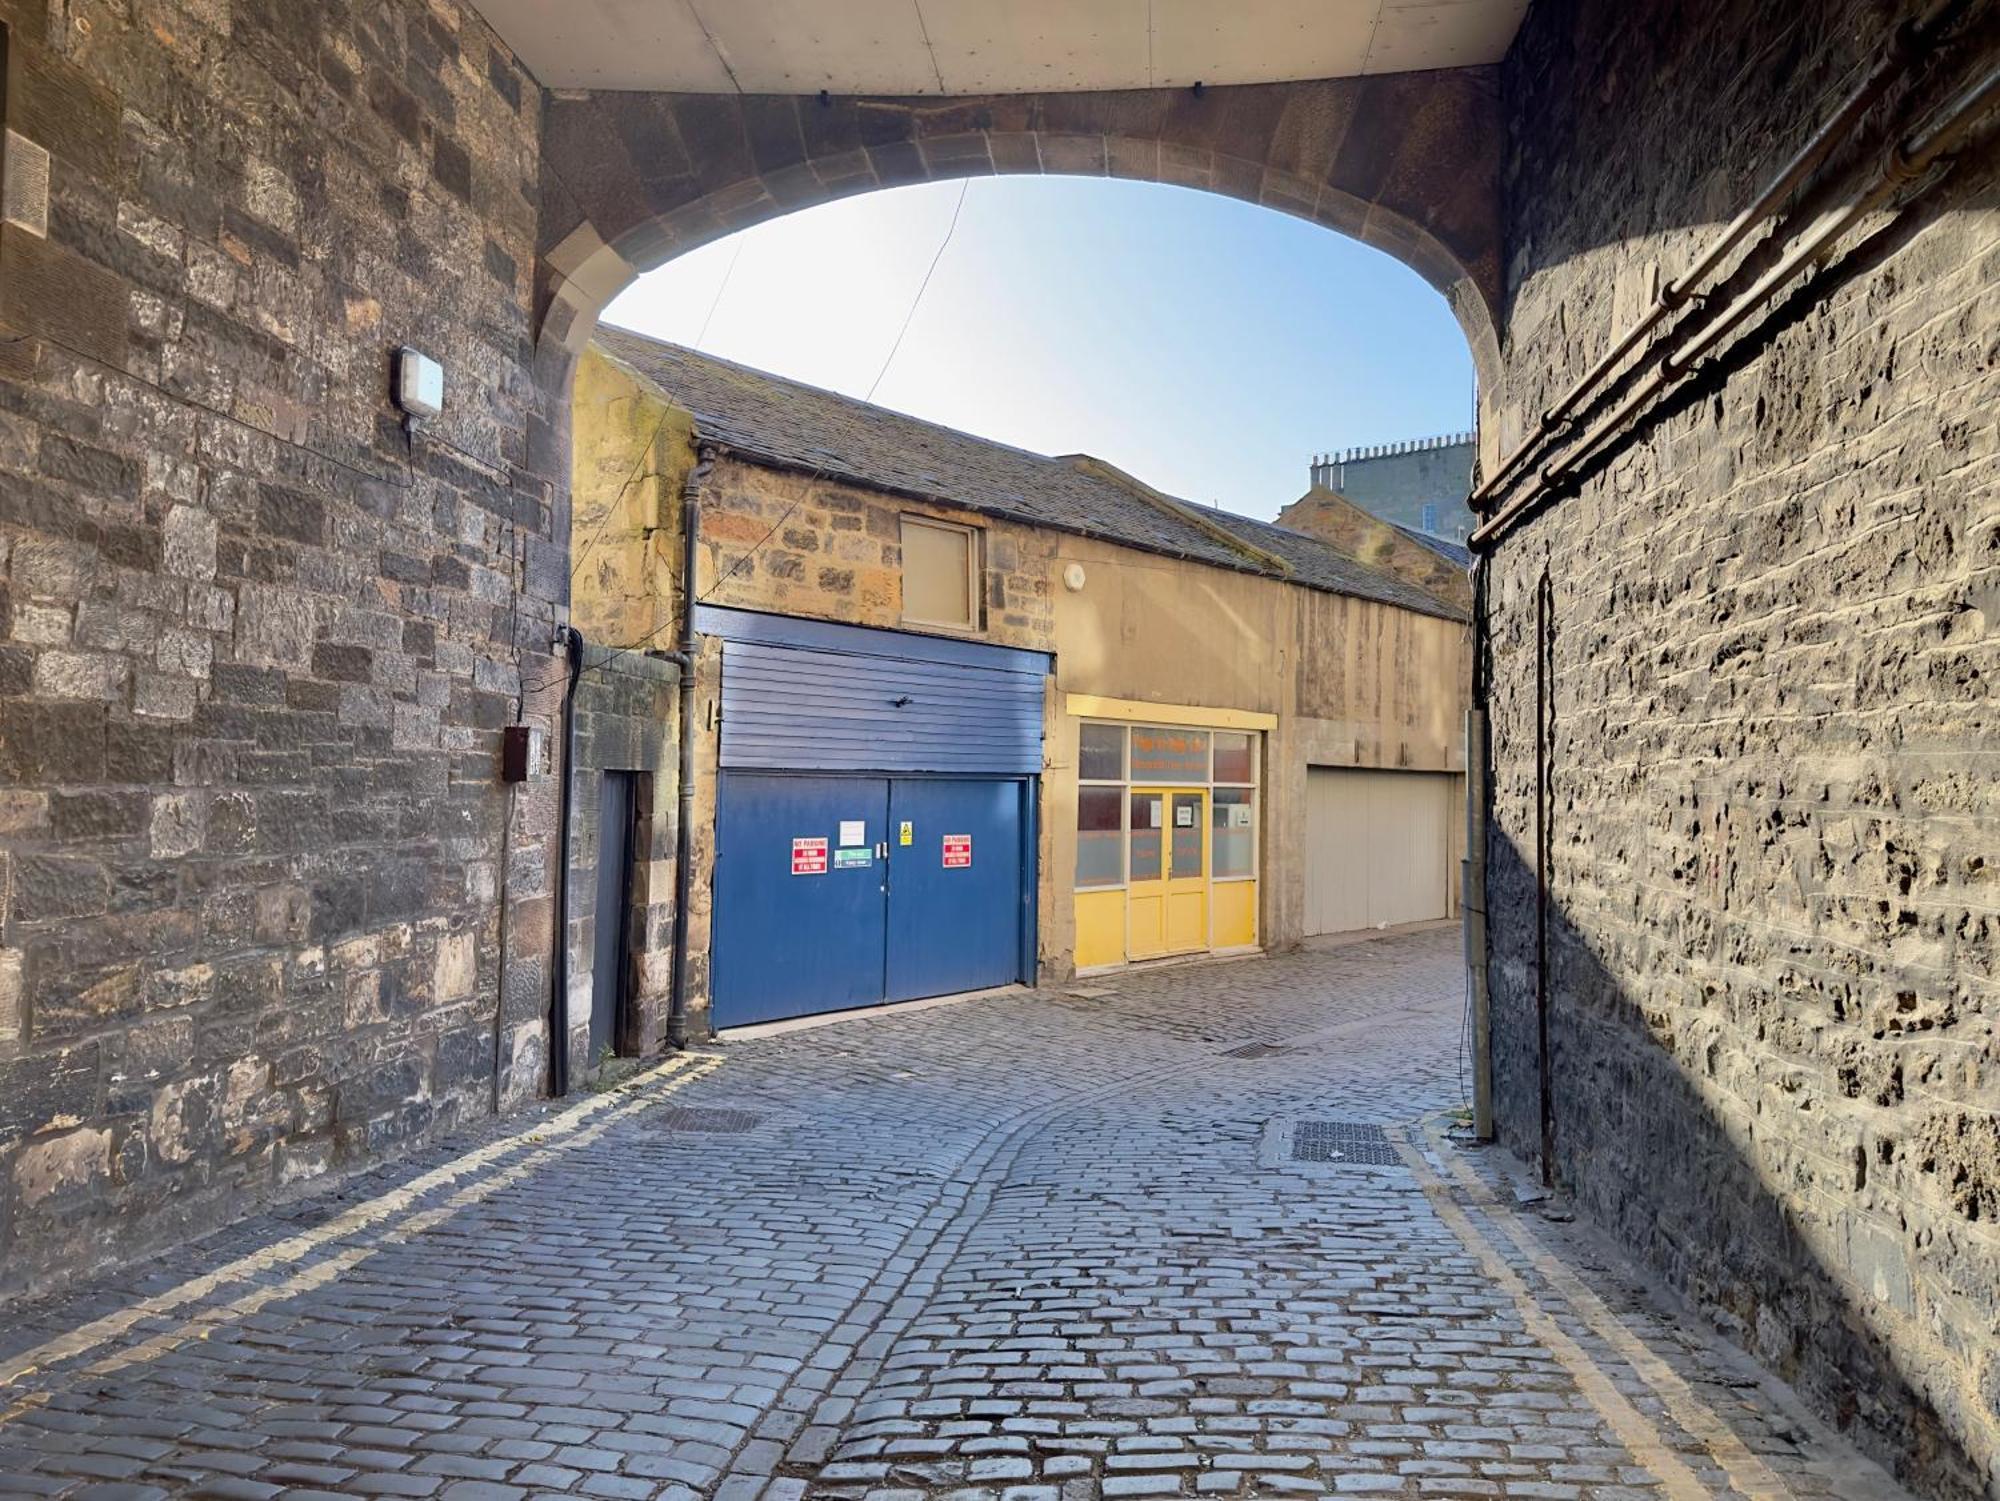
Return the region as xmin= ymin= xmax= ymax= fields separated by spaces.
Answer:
xmin=885 ymin=778 xmax=1030 ymax=1003
xmin=712 ymin=773 xmax=1033 ymax=1028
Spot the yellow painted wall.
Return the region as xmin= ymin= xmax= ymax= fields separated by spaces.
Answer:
xmin=569 ymin=347 xmax=697 ymax=648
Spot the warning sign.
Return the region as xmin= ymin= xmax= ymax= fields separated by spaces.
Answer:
xmin=898 ymin=820 xmax=913 ymax=847
xmin=791 ymin=837 xmax=828 ymax=875
xmin=942 ymin=833 xmax=972 ymax=868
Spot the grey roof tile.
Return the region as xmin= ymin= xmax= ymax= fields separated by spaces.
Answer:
xmin=594 ymin=327 xmax=1466 ymax=622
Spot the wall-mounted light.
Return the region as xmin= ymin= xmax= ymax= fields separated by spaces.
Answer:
xmin=1063 ymin=562 xmax=1088 ymax=592
xmin=394 ymin=346 xmax=444 ymax=431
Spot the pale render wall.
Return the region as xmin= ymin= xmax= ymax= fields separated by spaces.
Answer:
xmin=1043 ymin=530 xmax=1468 ymax=978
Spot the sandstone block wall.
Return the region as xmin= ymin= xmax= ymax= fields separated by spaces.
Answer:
xmin=1484 ymin=3 xmax=2000 ymax=1495
xmin=0 ymin=0 xmax=664 ymax=1293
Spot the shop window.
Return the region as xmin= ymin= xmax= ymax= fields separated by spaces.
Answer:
xmin=1130 ymin=726 xmax=1208 ymax=782
xmin=901 ymin=516 xmax=980 ymax=629
xmin=1129 ymin=791 xmax=1164 ymax=881
xmin=1213 ymin=787 xmax=1256 ymax=878
xmin=1079 ymin=722 xmax=1125 ymax=781
xmin=1213 ymin=731 xmax=1255 ymax=785
xmin=1076 ymin=785 xmax=1124 ymax=887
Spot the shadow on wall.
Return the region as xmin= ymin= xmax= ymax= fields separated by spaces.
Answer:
xmin=1486 ymin=825 xmax=1996 ymax=1501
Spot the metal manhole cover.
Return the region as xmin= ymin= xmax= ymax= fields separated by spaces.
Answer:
xmin=1221 ymin=1042 xmax=1289 ymax=1059
xmin=651 ymin=1106 xmax=766 ymax=1133
xmin=1291 ymin=1120 xmax=1400 ymax=1165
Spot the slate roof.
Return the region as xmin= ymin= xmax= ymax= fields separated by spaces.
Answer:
xmin=1391 ymin=522 xmax=1473 ymax=568
xmin=594 ymin=326 xmax=1467 ymax=623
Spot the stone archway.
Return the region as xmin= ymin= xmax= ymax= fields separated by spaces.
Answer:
xmin=534 ymin=72 xmax=1504 ymax=394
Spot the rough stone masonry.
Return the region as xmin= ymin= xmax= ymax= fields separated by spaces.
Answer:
xmin=1483 ymin=2 xmax=2000 ymax=1498
xmin=0 ymin=0 xmax=671 ymax=1294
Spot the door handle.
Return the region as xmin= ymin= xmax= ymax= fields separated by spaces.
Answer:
xmin=876 ymin=841 xmax=887 ymax=858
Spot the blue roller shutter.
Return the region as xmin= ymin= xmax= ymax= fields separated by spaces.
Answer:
xmin=697 ymin=606 xmax=1049 ymax=775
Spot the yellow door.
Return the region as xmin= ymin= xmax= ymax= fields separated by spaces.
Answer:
xmin=1127 ymin=787 xmax=1210 ymax=960
xmin=1163 ymin=788 xmax=1209 ymax=953
xmin=1126 ymin=789 xmax=1168 ymax=960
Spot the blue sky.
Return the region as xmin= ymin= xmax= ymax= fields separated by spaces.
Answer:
xmin=604 ymin=176 xmax=1474 ymax=522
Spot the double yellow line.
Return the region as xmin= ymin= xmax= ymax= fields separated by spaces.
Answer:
xmin=1393 ymin=1119 xmax=1795 ymax=1501
xmin=0 ymin=1052 xmax=721 ymax=1418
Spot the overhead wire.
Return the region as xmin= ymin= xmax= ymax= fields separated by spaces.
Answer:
xmin=561 ymin=178 xmax=977 ymax=690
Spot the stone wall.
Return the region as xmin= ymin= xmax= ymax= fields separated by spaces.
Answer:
xmin=1308 ymin=435 xmax=1475 ymax=540
xmin=1278 ymin=487 xmax=1472 ymax=610
xmin=0 ymin=0 xmax=589 ymax=1293
xmin=1484 ymin=2 xmax=2000 ymax=1495
xmin=696 ymin=453 xmax=1059 ymax=647
xmin=566 ymin=644 xmax=678 ymax=1065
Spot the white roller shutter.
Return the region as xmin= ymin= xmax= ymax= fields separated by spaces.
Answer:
xmin=1303 ymin=768 xmax=1452 ymax=936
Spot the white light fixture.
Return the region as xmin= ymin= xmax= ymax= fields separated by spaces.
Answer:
xmin=1062 ymin=562 xmax=1087 ymax=592
xmin=394 ymin=346 xmax=444 ymax=426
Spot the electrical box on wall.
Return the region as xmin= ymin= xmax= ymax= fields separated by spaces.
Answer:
xmin=501 ymin=724 xmax=544 ymax=782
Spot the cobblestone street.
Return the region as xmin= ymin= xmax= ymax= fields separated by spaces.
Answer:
xmin=0 ymin=932 xmax=1912 ymax=1501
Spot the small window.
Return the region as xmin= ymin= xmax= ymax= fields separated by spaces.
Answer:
xmin=1213 ymin=787 xmax=1256 ymax=878
xmin=1076 ymin=786 xmax=1124 ymax=887
xmin=1213 ymin=731 xmax=1255 ymax=785
xmin=1420 ymin=502 xmax=1440 ymax=534
xmin=901 ymin=516 xmax=979 ymax=629
xmin=1079 ymin=723 xmax=1125 ymax=782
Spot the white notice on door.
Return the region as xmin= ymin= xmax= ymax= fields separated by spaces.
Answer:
xmin=838 ymin=819 xmax=865 ymax=847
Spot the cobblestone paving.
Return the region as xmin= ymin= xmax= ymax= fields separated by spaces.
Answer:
xmin=0 ymin=932 xmax=1913 ymax=1500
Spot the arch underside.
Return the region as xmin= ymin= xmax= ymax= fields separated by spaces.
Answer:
xmin=536 ymin=75 xmax=1503 ymax=392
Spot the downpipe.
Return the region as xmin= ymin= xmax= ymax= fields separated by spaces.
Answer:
xmin=548 ymin=624 xmax=584 ymax=1098
xmin=1464 ymin=559 xmax=1494 ymax=1141
xmin=666 ymin=445 xmax=716 ymax=1051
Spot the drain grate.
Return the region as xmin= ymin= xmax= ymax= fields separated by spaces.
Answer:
xmin=1221 ymin=1041 xmax=1289 ymax=1059
xmin=651 ymin=1106 xmax=766 ymax=1134
xmin=1291 ymin=1120 xmax=1400 ymax=1165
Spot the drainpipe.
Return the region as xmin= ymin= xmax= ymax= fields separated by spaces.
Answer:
xmin=1534 ymin=570 xmax=1555 ymax=1187
xmin=666 ymin=445 xmax=716 ymax=1050
xmin=549 ymin=624 xmax=584 ymax=1098
xmin=1465 ymin=558 xmax=1494 ymax=1141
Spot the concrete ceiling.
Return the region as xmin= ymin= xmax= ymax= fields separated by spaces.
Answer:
xmin=473 ymin=0 xmax=1529 ymax=94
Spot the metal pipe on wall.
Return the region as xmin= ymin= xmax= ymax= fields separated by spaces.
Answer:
xmin=1473 ymin=46 xmax=2000 ymax=553
xmin=1534 ymin=570 xmax=1554 ymax=1187
xmin=1464 ymin=552 xmax=1495 ymax=1141
xmin=548 ymin=625 xmax=584 ymax=1098
xmin=666 ymin=445 xmax=717 ymax=1050
xmin=1470 ymin=0 xmax=1978 ymax=524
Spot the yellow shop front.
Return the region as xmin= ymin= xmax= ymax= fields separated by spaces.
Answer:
xmin=1070 ymin=701 xmax=1272 ymax=973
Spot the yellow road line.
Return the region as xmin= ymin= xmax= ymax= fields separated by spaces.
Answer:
xmin=0 ymin=1053 xmax=719 ymax=1393
xmin=1388 ymin=1126 xmax=1717 ymax=1501
xmin=1422 ymin=1120 xmax=1795 ymax=1500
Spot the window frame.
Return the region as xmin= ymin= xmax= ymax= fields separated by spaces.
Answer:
xmin=899 ymin=514 xmax=983 ymax=632
xmin=1072 ymin=721 xmax=1262 ymax=891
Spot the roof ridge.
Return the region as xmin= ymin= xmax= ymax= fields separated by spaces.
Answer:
xmin=1062 ymin=455 xmax=1294 ymax=578
xmin=596 ymin=324 xmax=1075 ymax=473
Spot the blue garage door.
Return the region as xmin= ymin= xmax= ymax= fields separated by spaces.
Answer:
xmin=702 ymin=608 xmax=1047 ymax=1030
xmin=712 ymin=775 xmax=891 ymax=1028
xmin=711 ymin=773 xmax=1031 ymax=1029
xmin=886 ymin=778 xmax=1028 ymax=1003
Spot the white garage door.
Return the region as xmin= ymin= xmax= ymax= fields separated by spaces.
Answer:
xmin=1304 ymin=768 xmax=1453 ymax=936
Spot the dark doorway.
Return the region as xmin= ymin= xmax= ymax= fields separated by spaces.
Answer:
xmin=590 ymin=770 xmax=637 ymax=1068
